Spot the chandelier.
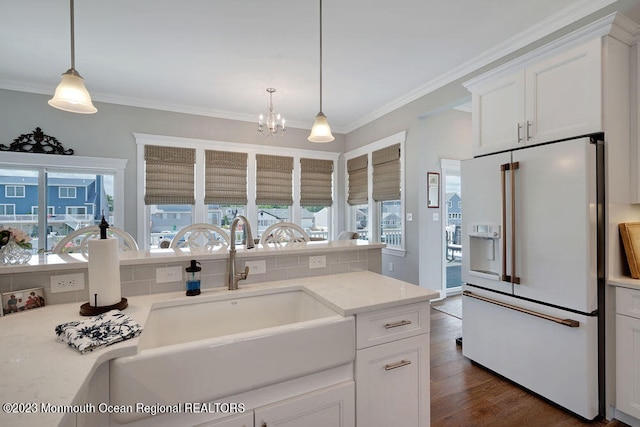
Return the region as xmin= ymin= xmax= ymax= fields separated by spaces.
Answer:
xmin=257 ymin=88 xmax=286 ymax=137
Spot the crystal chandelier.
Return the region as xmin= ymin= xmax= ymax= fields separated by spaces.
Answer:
xmin=258 ymin=88 xmax=286 ymax=137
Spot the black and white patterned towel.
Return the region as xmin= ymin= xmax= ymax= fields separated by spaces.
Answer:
xmin=55 ymin=309 xmax=143 ymax=354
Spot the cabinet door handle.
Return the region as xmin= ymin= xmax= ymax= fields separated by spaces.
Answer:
xmin=384 ymin=359 xmax=412 ymax=371
xmin=384 ymin=320 xmax=412 ymax=329
xmin=526 ymin=120 xmax=532 ymax=141
xmin=517 ymin=123 xmax=523 ymax=142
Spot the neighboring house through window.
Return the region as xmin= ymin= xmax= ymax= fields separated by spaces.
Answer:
xmin=0 ymin=154 xmax=126 ymax=253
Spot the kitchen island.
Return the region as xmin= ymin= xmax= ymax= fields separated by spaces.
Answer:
xmin=0 ymin=270 xmax=437 ymax=427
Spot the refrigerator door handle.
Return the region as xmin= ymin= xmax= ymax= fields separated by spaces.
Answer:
xmin=500 ymin=163 xmax=510 ymax=282
xmin=511 ymin=161 xmax=521 ymax=284
xmin=463 ymin=290 xmax=580 ymax=327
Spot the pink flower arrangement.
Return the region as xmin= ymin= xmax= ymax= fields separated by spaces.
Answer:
xmin=0 ymin=227 xmax=32 ymax=249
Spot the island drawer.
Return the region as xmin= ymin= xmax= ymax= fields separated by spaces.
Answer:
xmin=356 ymin=302 xmax=430 ymax=349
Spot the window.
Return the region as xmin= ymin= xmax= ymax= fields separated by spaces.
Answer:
xmin=66 ymin=206 xmax=87 ymax=215
xmin=344 ymin=132 xmax=405 ymax=253
xmin=32 ymin=206 xmax=55 ymax=215
xmin=300 ymin=158 xmax=333 ymax=240
xmin=255 ymin=155 xmax=293 ymax=238
xmin=0 ymin=156 xmax=126 ymax=253
xmin=204 ymin=150 xmax=248 ymax=242
xmin=5 ymin=185 xmax=25 ymax=198
xmin=373 ymin=143 xmax=402 ymax=249
xmin=58 ymin=187 xmax=76 ymax=198
xmin=135 ymin=134 xmax=339 ymax=249
xmin=0 ymin=204 xmax=15 ymax=215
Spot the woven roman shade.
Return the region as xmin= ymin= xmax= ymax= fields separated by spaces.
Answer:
xmin=204 ymin=150 xmax=248 ymax=205
xmin=372 ymin=143 xmax=401 ymax=201
xmin=300 ymin=158 xmax=333 ymax=207
xmin=347 ymin=154 xmax=368 ymax=205
xmin=144 ymin=145 xmax=195 ymax=205
xmin=255 ymin=154 xmax=293 ymax=205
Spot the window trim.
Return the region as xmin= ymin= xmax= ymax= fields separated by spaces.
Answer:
xmin=0 ymin=204 xmax=16 ymax=215
xmin=58 ymin=186 xmax=77 ymax=199
xmin=5 ymin=185 xmax=25 ymax=198
xmin=0 ymin=152 xmax=127 ymax=250
xmin=344 ymin=131 xmax=406 ymax=255
xmin=135 ymin=133 xmax=340 ymax=249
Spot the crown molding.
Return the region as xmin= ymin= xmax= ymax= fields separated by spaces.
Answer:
xmin=342 ymin=0 xmax=619 ymax=133
xmin=0 ymin=0 xmax=627 ymax=137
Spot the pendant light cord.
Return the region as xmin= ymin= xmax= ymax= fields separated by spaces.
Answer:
xmin=69 ymin=0 xmax=76 ymax=70
xmin=319 ymin=0 xmax=323 ymax=113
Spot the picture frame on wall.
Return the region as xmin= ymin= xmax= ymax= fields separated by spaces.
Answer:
xmin=427 ymin=172 xmax=440 ymax=208
xmin=2 ymin=287 xmax=45 ymax=316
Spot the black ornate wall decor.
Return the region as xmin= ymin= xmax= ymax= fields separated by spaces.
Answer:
xmin=0 ymin=127 xmax=74 ymax=155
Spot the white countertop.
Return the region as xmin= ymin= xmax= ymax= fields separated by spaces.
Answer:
xmin=0 ymin=240 xmax=385 ymax=274
xmin=608 ymin=276 xmax=640 ymax=290
xmin=0 ymin=271 xmax=437 ymax=427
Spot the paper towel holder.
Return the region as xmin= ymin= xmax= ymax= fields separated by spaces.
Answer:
xmin=79 ymin=216 xmax=128 ymax=316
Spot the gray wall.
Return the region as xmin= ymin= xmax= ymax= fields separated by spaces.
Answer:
xmin=0 ymin=84 xmax=472 ymax=294
xmin=343 ymin=80 xmax=472 ymax=290
xmin=0 ymin=89 xmax=346 ymax=238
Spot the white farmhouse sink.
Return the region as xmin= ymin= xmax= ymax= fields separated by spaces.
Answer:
xmin=110 ymin=288 xmax=355 ymax=424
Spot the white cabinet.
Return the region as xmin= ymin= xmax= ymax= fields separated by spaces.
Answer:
xmin=199 ymin=412 xmax=253 ymax=427
xmin=255 ymin=382 xmax=354 ymax=427
xmin=355 ymin=302 xmax=430 ymax=427
xmin=471 ymin=71 xmax=525 ymax=155
xmin=616 ymin=286 xmax=640 ymax=422
xmin=469 ymin=37 xmax=602 ymax=156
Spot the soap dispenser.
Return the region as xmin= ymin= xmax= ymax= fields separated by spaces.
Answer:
xmin=185 ymin=260 xmax=201 ymax=296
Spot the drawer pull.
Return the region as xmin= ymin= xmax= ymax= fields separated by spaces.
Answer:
xmin=384 ymin=320 xmax=412 ymax=329
xmin=384 ymin=359 xmax=412 ymax=371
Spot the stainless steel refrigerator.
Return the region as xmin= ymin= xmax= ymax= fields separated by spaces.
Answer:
xmin=461 ymin=135 xmax=604 ymax=419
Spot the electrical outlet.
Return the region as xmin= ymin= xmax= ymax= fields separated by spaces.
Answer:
xmin=245 ymin=260 xmax=266 ymax=274
xmin=309 ymin=255 xmax=326 ymax=269
xmin=50 ymin=273 xmax=85 ymax=293
xmin=389 ymin=262 xmax=394 ymax=272
xmin=156 ymin=266 xmax=183 ymax=283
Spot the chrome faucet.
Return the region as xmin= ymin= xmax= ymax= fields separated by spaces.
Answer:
xmin=228 ymin=215 xmax=255 ymax=290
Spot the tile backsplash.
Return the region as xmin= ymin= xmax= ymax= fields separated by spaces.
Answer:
xmin=0 ymin=248 xmax=381 ymax=311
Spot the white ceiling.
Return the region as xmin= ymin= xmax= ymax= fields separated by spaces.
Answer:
xmin=1 ymin=0 xmax=639 ymax=134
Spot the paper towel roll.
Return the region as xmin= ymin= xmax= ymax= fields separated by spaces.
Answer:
xmin=88 ymin=238 xmax=121 ymax=307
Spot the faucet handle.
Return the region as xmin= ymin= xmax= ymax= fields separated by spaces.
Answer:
xmin=238 ymin=265 xmax=249 ymax=280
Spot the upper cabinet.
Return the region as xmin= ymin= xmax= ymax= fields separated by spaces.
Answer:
xmin=467 ymin=37 xmax=603 ymax=156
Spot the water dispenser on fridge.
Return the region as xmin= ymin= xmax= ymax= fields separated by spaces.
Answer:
xmin=467 ymin=224 xmax=501 ymax=280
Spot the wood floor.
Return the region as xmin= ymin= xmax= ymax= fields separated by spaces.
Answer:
xmin=430 ymin=304 xmax=629 ymax=427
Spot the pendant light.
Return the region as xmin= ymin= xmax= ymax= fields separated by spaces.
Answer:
xmin=48 ymin=0 xmax=97 ymax=114
xmin=308 ymin=0 xmax=334 ymax=143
